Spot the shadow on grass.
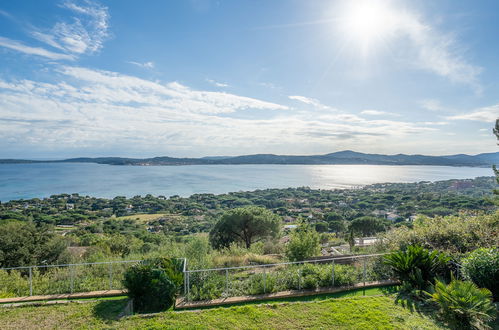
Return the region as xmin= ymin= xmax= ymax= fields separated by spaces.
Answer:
xmin=92 ymin=298 xmax=129 ymax=321
xmin=380 ymin=286 xmax=399 ymax=295
xmin=392 ymin=290 xmax=448 ymax=328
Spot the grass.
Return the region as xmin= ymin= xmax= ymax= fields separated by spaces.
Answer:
xmin=114 ymin=213 xmax=169 ymax=223
xmin=181 ymin=286 xmax=399 ymax=310
xmin=0 ymin=295 xmax=444 ymax=329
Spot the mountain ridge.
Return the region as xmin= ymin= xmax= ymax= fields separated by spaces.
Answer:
xmin=1 ymin=151 xmax=498 ymax=167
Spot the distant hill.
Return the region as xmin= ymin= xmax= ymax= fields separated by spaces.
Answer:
xmin=1 ymin=150 xmax=498 ymax=167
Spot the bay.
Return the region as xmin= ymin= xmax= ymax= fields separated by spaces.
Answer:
xmin=0 ymin=163 xmax=493 ymax=201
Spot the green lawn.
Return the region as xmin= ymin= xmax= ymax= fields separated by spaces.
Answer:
xmin=114 ymin=213 xmax=169 ymax=223
xmin=0 ymin=295 xmax=444 ymax=329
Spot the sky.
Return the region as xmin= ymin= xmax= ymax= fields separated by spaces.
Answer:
xmin=0 ymin=0 xmax=499 ymax=158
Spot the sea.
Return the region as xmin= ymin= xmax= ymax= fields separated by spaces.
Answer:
xmin=0 ymin=163 xmax=494 ymax=201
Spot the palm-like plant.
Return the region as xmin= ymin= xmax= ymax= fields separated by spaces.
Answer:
xmin=429 ymin=279 xmax=496 ymax=329
xmin=384 ymin=245 xmax=450 ymax=292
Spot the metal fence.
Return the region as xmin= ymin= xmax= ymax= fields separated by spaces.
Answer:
xmin=1 ymin=254 xmax=394 ymax=302
xmin=182 ymin=253 xmax=391 ymax=302
xmin=0 ymin=260 xmax=141 ymax=297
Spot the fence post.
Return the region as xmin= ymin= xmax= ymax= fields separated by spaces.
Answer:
xmin=331 ymin=260 xmax=335 ymax=287
xmin=186 ymin=272 xmax=190 ymax=302
xmin=70 ymin=265 xmax=74 ymax=294
xmin=363 ymin=258 xmax=367 ymax=287
xmin=183 ymin=271 xmax=187 ymax=297
xmin=263 ymin=266 xmax=267 ymax=294
xmin=108 ymin=263 xmax=113 ymax=290
xmin=225 ymin=269 xmax=229 ymax=297
xmin=298 ymin=268 xmax=301 ymax=290
xmin=29 ymin=267 xmax=33 ymax=296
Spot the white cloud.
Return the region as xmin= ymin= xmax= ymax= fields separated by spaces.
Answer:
xmin=360 ymin=110 xmax=399 ymax=116
xmin=0 ymin=0 xmax=109 ymax=60
xmin=422 ymin=121 xmax=448 ymax=126
xmin=447 ymin=104 xmax=499 ymax=122
xmin=288 ymin=95 xmax=333 ymax=110
xmin=206 ymin=78 xmax=229 ymax=88
xmin=52 ymin=0 xmax=109 ymax=54
xmin=0 ymin=36 xmax=74 ymax=60
xmin=399 ymin=9 xmax=481 ymax=90
xmin=127 ymin=61 xmax=155 ymax=69
xmin=0 ymin=66 xmax=438 ymax=155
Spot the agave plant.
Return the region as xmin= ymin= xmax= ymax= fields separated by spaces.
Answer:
xmin=429 ymin=279 xmax=496 ymax=329
xmin=384 ymin=245 xmax=450 ymax=292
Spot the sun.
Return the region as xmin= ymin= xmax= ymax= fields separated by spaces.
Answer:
xmin=338 ymin=0 xmax=399 ymax=56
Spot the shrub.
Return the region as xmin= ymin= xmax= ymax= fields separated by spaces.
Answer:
xmin=429 ymin=279 xmax=496 ymax=329
xmin=382 ymin=212 xmax=498 ymax=255
xmin=286 ymin=223 xmax=320 ymax=261
xmin=384 ymin=245 xmax=450 ymax=292
xmin=123 ymin=257 xmax=183 ymax=312
xmin=461 ymin=248 xmax=499 ymax=300
xmin=189 ymin=273 xmax=225 ymax=300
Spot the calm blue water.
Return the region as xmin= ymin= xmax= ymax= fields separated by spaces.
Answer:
xmin=0 ymin=163 xmax=493 ymax=201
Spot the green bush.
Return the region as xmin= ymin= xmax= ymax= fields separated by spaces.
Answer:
xmin=189 ymin=272 xmax=225 ymax=300
xmin=461 ymin=248 xmax=499 ymax=300
xmin=382 ymin=212 xmax=498 ymax=256
xmin=384 ymin=245 xmax=450 ymax=292
xmin=286 ymin=223 xmax=320 ymax=261
xmin=123 ymin=258 xmax=183 ymax=312
xmin=429 ymin=279 xmax=496 ymax=329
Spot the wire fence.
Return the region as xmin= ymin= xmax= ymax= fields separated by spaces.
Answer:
xmin=1 ymin=254 xmax=397 ymax=303
xmin=0 ymin=260 xmax=141 ymax=298
xmin=182 ymin=253 xmax=392 ymax=302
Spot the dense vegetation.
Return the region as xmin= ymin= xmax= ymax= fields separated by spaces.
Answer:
xmin=0 ymin=177 xmax=495 ymax=269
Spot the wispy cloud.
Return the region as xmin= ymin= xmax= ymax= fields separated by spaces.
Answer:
xmin=447 ymin=104 xmax=499 ymax=122
xmin=0 ymin=36 xmax=74 ymax=60
xmin=422 ymin=121 xmax=448 ymax=126
xmin=127 ymin=61 xmax=155 ymax=69
xmin=206 ymin=78 xmax=229 ymax=88
xmin=32 ymin=0 xmax=109 ymax=55
xmin=420 ymin=99 xmax=445 ymax=112
xmin=0 ymin=9 xmax=13 ymax=19
xmin=288 ymin=95 xmax=333 ymax=110
xmin=0 ymin=0 xmax=109 ymax=60
xmin=397 ymin=9 xmax=481 ymax=90
xmin=360 ymin=110 xmax=399 ymax=117
xmin=335 ymin=1 xmax=481 ymax=90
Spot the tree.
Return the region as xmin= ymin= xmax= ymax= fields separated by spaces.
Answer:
xmin=209 ymin=206 xmax=280 ymax=249
xmin=314 ymin=221 xmax=329 ymax=233
xmin=0 ymin=222 xmax=68 ymax=267
xmin=348 ymin=216 xmax=385 ymax=236
xmin=329 ymin=220 xmax=346 ymax=234
xmin=324 ymin=212 xmax=343 ymax=222
xmin=286 ymin=222 xmax=321 ymax=261
xmin=348 ymin=229 xmax=355 ymax=250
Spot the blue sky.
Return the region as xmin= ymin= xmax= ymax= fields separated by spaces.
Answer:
xmin=0 ymin=0 xmax=498 ymax=158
